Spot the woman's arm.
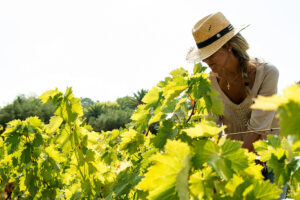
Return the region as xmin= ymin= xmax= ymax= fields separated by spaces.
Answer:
xmin=244 ymin=63 xmax=279 ymax=151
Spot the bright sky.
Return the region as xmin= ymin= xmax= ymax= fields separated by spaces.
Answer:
xmin=0 ymin=0 xmax=299 ymax=107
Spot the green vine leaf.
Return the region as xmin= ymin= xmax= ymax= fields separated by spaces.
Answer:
xmin=120 ymin=129 xmax=145 ymax=154
xmin=189 ymin=167 xmax=218 ymax=200
xmin=182 ymin=120 xmax=225 ymax=138
xmin=137 ymin=140 xmax=191 ymax=200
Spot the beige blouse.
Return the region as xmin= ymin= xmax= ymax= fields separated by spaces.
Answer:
xmin=210 ymin=58 xmax=280 ymax=142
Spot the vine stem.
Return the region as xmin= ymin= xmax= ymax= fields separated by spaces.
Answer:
xmin=186 ymin=94 xmax=197 ymax=123
xmin=70 ymin=124 xmax=85 ymax=181
xmin=74 ymin=147 xmax=85 ymax=180
xmin=174 ymin=113 xmax=181 ymax=123
xmin=146 ymin=127 xmax=150 ymax=136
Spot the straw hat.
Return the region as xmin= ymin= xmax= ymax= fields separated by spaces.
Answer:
xmin=186 ymin=12 xmax=249 ymax=63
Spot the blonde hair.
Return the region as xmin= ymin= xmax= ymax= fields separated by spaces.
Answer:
xmin=227 ymin=33 xmax=251 ymax=95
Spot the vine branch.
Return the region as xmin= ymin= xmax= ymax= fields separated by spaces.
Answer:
xmin=186 ymin=94 xmax=197 ymax=123
xmin=174 ymin=113 xmax=181 ymax=123
xmin=146 ymin=127 xmax=150 ymax=136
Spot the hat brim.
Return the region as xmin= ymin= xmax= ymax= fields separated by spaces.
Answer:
xmin=186 ymin=24 xmax=250 ymax=63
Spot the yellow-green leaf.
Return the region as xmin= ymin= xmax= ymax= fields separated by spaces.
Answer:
xmin=225 ymin=174 xmax=244 ymax=197
xmin=45 ymin=145 xmax=66 ymax=163
xmin=251 ymin=95 xmax=285 ymax=110
xmin=137 ymin=140 xmax=191 ymax=200
xmin=120 ymin=129 xmax=145 ymax=154
xmin=189 ymin=167 xmax=217 ymax=199
xmin=39 ymin=89 xmax=61 ymax=104
xmin=148 ymin=111 xmax=164 ymax=125
xmin=182 ymin=120 xmax=225 ymax=138
xmin=142 ymin=87 xmax=161 ymax=105
xmin=46 ymin=116 xmax=63 ymax=133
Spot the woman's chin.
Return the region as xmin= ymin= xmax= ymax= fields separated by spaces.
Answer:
xmin=211 ymin=72 xmax=220 ymax=78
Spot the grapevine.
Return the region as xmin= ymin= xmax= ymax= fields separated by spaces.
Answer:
xmin=0 ymin=63 xmax=299 ymax=199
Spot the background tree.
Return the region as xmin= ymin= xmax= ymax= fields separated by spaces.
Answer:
xmin=116 ymin=96 xmax=136 ymax=110
xmin=83 ymin=101 xmax=133 ymax=132
xmin=131 ymin=89 xmax=147 ymax=107
xmin=88 ymin=109 xmax=132 ymax=131
xmin=0 ymin=89 xmax=148 ymax=134
xmin=0 ymin=95 xmax=55 ymax=133
xmin=80 ymin=97 xmax=95 ymax=110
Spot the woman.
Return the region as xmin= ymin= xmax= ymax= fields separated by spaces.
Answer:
xmin=186 ymin=12 xmax=279 ymax=152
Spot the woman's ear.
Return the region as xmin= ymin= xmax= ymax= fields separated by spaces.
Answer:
xmin=221 ymin=43 xmax=232 ymax=52
xmin=224 ymin=43 xmax=232 ymax=52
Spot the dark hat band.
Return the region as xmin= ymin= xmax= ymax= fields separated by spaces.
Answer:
xmin=197 ymin=24 xmax=234 ymax=49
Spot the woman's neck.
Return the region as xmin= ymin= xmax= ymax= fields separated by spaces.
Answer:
xmin=222 ymin=53 xmax=242 ymax=78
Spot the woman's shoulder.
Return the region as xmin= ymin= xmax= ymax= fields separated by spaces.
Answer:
xmin=251 ymin=57 xmax=279 ymax=95
xmin=252 ymin=57 xmax=279 ymax=77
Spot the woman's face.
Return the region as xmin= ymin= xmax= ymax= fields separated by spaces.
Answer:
xmin=202 ymin=46 xmax=230 ymax=74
